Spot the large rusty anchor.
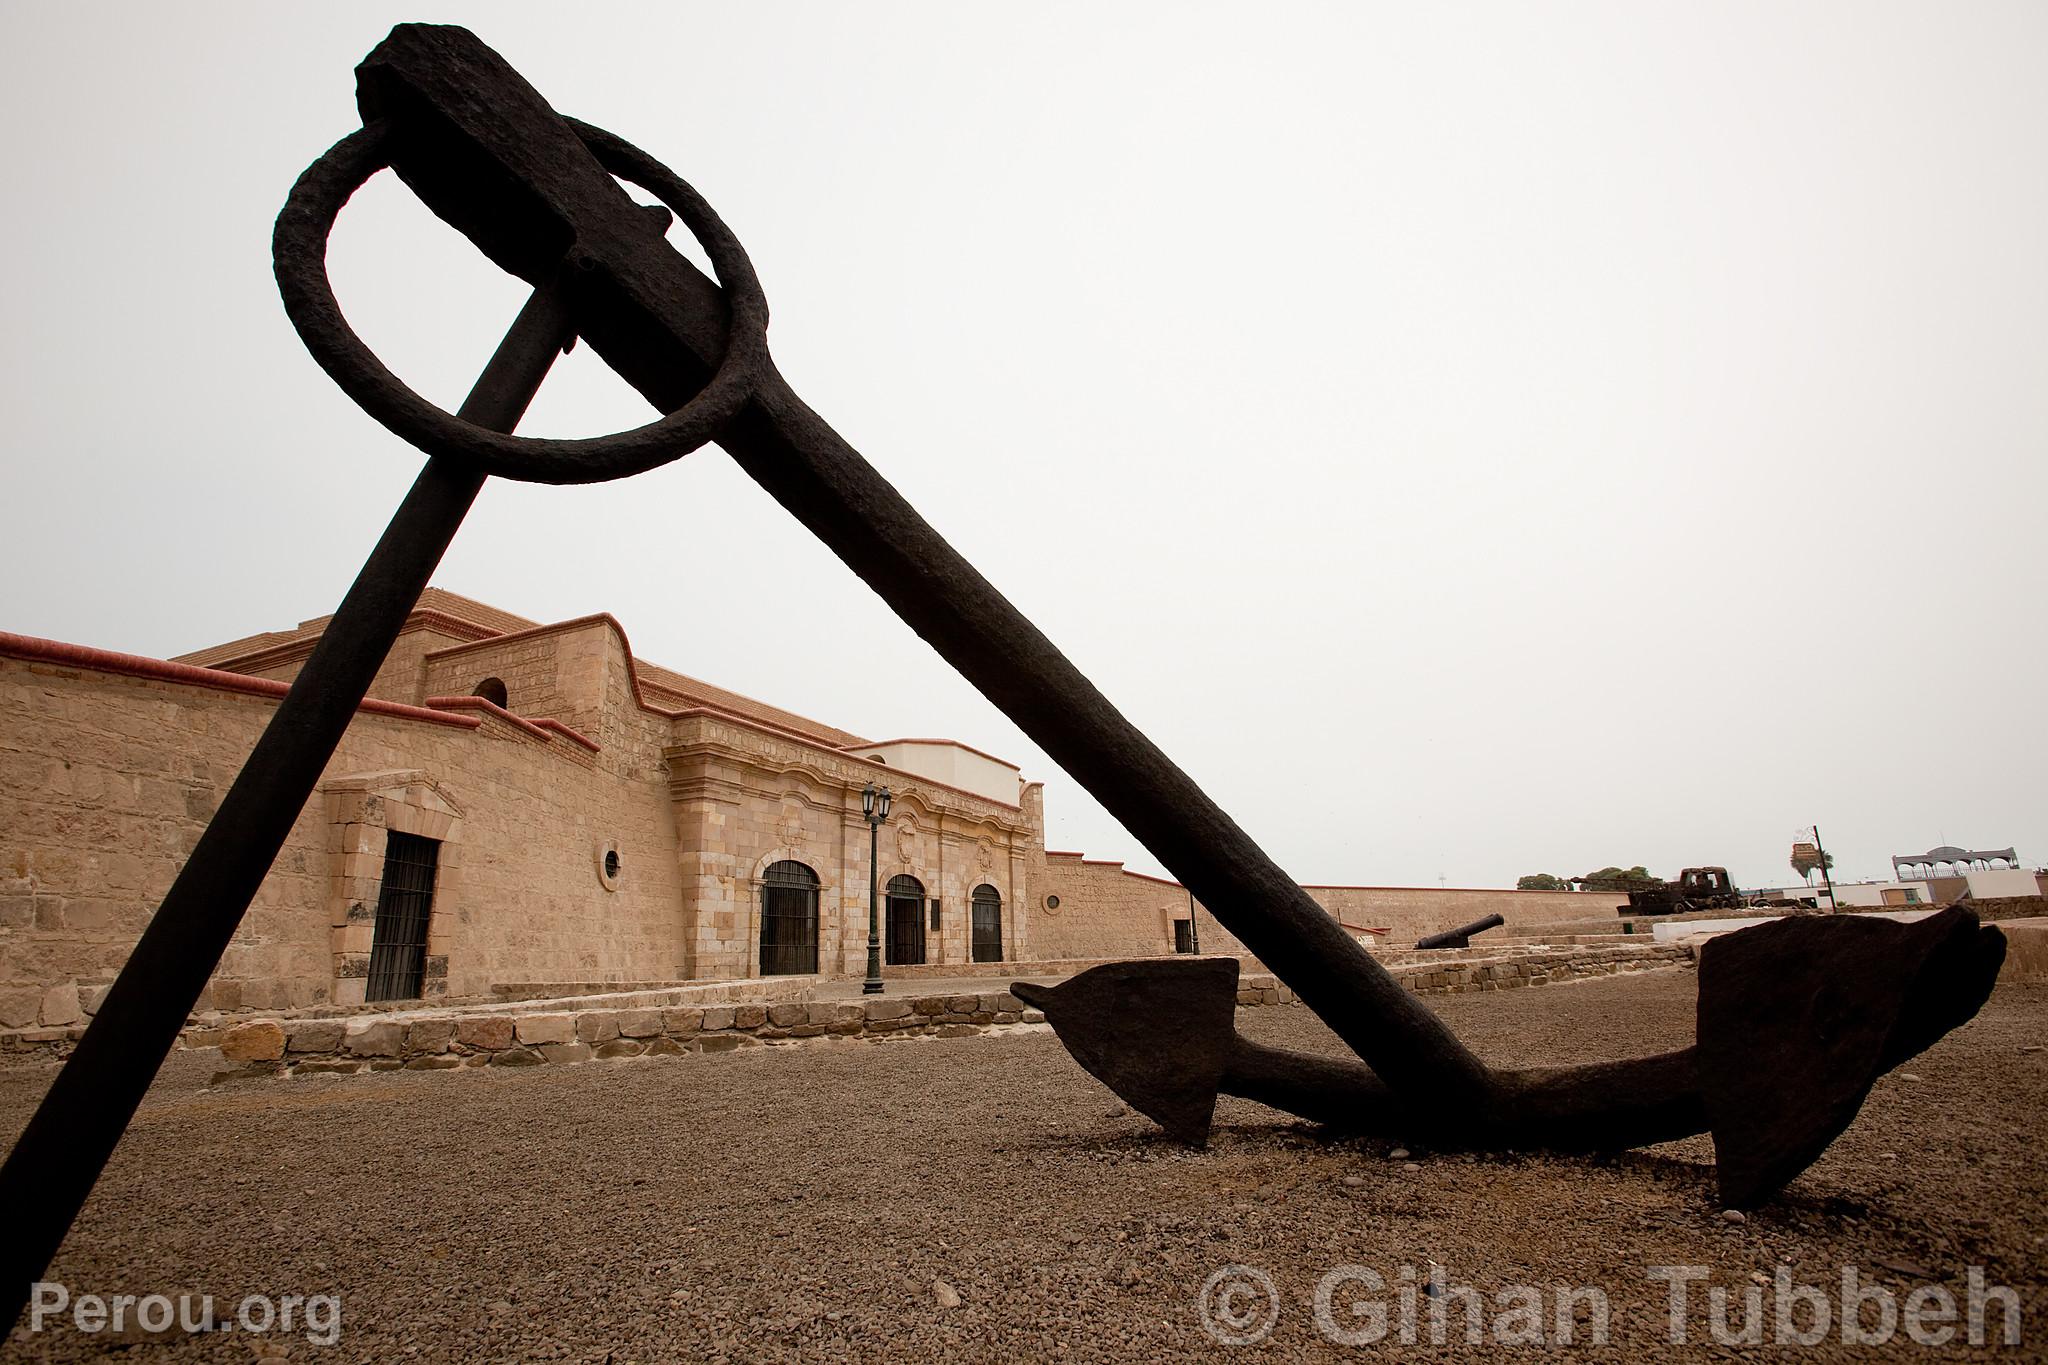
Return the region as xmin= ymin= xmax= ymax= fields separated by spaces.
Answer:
xmin=0 ymin=23 xmax=2005 ymax=1328
xmin=1014 ymin=905 xmax=2003 ymax=1204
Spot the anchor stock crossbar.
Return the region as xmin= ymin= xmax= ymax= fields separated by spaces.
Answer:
xmin=0 ymin=23 xmax=2006 ymax=1329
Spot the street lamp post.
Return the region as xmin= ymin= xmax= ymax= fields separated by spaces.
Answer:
xmin=862 ymin=782 xmax=892 ymax=995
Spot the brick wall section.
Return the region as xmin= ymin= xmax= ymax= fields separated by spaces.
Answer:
xmin=0 ymin=652 xmax=689 ymax=1023
xmin=1032 ymin=854 xmax=1628 ymax=960
xmin=1032 ymin=855 xmax=1249 ymax=961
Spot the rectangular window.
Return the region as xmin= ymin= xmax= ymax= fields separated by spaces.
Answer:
xmin=1173 ymin=919 xmax=1195 ymax=954
xmin=367 ymin=831 xmax=439 ymax=1002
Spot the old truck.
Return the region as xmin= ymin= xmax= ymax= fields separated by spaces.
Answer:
xmin=1620 ymin=866 xmax=1749 ymax=917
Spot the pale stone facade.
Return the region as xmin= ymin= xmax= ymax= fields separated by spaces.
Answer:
xmin=1 ymin=591 xmax=1040 ymax=1021
xmin=1 ymin=589 xmax=1632 ymax=1029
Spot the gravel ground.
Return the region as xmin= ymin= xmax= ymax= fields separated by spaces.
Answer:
xmin=2 ymin=969 xmax=2042 ymax=1362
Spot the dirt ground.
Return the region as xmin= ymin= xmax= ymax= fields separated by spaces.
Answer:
xmin=2 ymin=969 xmax=2042 ymax=1362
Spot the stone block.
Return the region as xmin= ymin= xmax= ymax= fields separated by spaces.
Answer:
xmin=406 ymin=1055 xmax=465 ymax=1070
xmin=575 ymin=1012 xmax=621 ymax=1044
xmin=1021 ymin=1009 xmax=1046 ymax=1024
xmin=406 ymin=1019 xmax=456 ymax=1054
xmin=368 ymin=1058 xmax=405 ymax=1071
xmin=661 ymin=1007 xmax=704 ymax=1037
xmin=539 ymin=1042 xmax=593 ymax=1065
xmin=295 ymin=1058 xmax=364 ymax=1075
xmin=286 ymin=1020 xmax=346 ymax=1054
xmin=863 ymin=999 xmax=911 ymax=1022
xmin=733 ymin=1004 xmax=767 ymax=1030
xmin=946 ymin=995 xmax=980 ymax=1014
xmin=594 ymin=1039 xmax=645 ymax=1059
xmin=803 ymin=1002 xmax=839 ymax=1026
xmin=491 ymin=1048 xmax=543 ymax=1067
xmin=220 ymin=1021 xmax=286 ymax=1063
xmin=767 ymin=1003 xmax=807 ymax=1027
xmin=456 ymin=1016 xmax=515 ymax=1050
xmin=977 ymin=993 xmax=1023 ymax=1014
xmin=700 ymin=1007 xmax=735 ymax=1032
xmin=616 ymin=1008 xmax=663 ymax=1038
xmin=81 ymin=984 xmax=110 ymax=1017
xmin=39 ymin=983 xmax=82 ymax=1027
xmin=0 ymin=989 xmax=41 ymax=1029
xmin=788 ymin=1024 xmax=826 ymax=1038
xmin=344 ymin=1020 xmax=405 ymax=1057
xmin=515 ymin=1013 xmax=576 ymax=1046
xmin=912 ymin=997 xmax=946 ymax=1016
xmin=937 ymin=1024 xmax=980 ymax=1038
xmin=700 ymin=1034 xmax=743 ymax=1053
xmin=646 ymin=1037 xmax=693 ymax=1056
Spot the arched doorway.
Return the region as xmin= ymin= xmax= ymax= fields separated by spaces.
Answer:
xmin=971 ymin=884 xmax=1003 ymax=963
xmin=759 ymin=860 xmax=820 ymax=976
xmin=471 ymin=677 xmax=508 ymax=708
xmin=886 ymin=874 xmax=926 ymax=965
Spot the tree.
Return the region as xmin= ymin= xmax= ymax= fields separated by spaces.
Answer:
xmin=1516 ymin=873 xmax=1571 ymax=891
xmin=1576 ymin=865 xmax=1660 ymax=893
xmin=1789 ymin=846 xmax=1835 ymax=882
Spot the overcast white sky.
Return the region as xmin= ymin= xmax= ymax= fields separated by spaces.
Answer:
xmin=2 ymin=3 xmax=2041 ymax=892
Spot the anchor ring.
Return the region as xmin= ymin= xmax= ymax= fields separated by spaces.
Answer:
xmin=272 ymin=116 xmax=769 ymax=485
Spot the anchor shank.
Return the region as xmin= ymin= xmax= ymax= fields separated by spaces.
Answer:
xmin=0 ymin=279 xmax=575 ymax=1331
xmin=342 ymin=24 xmax=1504 ymax=1120
xmin=721 ymin=371 xmax=1501 ymax=1115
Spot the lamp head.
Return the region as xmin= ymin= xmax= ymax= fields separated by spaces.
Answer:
xmin=861 ymin=782 xmax=877 ymax=819
xmin=878 ymin=786 xmax=892 ymax=820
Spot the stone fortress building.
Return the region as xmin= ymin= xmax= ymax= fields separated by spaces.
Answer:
xmin=1 ymin=591 xmax=1625 ymax=1028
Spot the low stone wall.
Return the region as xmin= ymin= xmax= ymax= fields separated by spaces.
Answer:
xmin=206 ymin=990 xmax=1050 ymax=1078
xmin=1996 ymin=918 xmax=2048 ymax=984
xmin=1 ymin=943 xmax=1694 ymax=1065
xmin=1377 ymin=943 xmax=1692 ymax=992
xmin=880 ymin=955 xmax=1226 ymax=982
xmin=486 ymin=978 xmax=818 ymax=1005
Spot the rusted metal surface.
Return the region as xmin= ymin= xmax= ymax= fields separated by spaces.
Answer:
xmin=1020 ymin=913 xmax=2002 ymax=1209
xmin=0 ymin=22 xmax=2010 ymax=1326
xmin=1696 ymin=906 xmax=2005 ymax=1206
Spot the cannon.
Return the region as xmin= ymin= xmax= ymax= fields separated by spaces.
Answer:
xmin=1416 ymin=914 xmax=1506 ymax=950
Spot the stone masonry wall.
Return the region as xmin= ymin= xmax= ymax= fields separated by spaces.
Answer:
xmin=1033 ymin=857 xmax=1628 ymax=961
xmin=1032 ymin=855 xmax=1248 ymax=961
xmin=185 ymin=943 xmax=1695 ymax=1079
xmin=1304 ymin=885 xmax=1629 ymax=945
xmin=666 ymin=713 xmax=1040 ymax=982
xmin=0 ymin=651 xmax=689 ymax=1026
